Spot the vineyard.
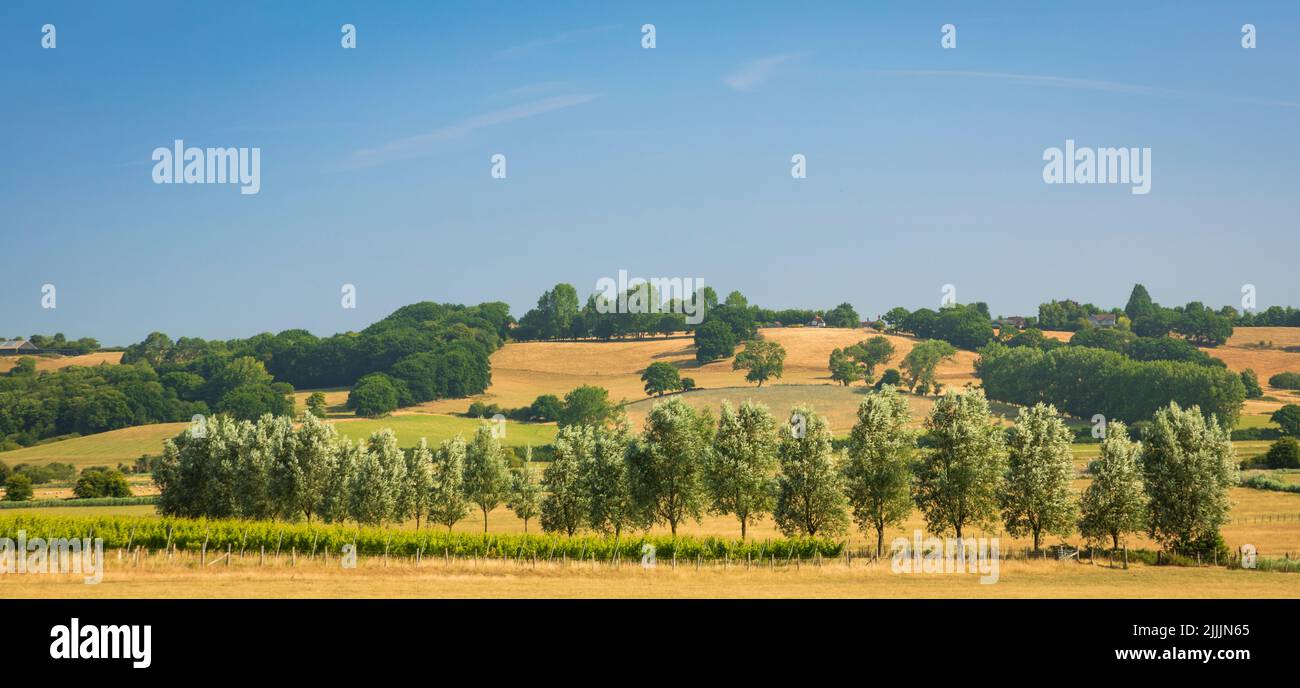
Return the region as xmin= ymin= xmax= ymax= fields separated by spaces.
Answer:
xmin=0 ymin=514 xmax=841 ymax=562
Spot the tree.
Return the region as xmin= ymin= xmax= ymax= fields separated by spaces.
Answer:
xmin=507 ymin=446 xmax=543 ymax=532
xmin=402 ymin=439 xmax=435 ymax=528
xmin=824 ymin=302 xmax=860 ymax=328
xmin=306 ymin=391 xmax=328 ymax=418
xmin=706 ymin=401 xmax=778 ymax=538
xmin=843 ymin=386 xmax=914 ymax=556
xmin=349 ymin=430 xmax=407 ymax=525
xmin=582 ymin=424 xmax=640 ymax=540
xmin=641 ymin=362 xmax=682 ymax=397
xmin=1079 ymin=420 xmax=1147 ymax=549
xmin=1124 ymin=284 xmax=1155 ymax=321
xmin=901 ymin=340 xmax=956 ymax=394
xmin=348 ymin=374 xmax=400 ymax=417
xmin=1141 ymin=402 xmax=1237 ymax=555
xmin=627 ymin=397 xmax=712 ymax=535
xmin=1265 ymin=437 xmax=1300 ymax=469
xmin=428 ymin=437 xmax=470 ymax=531
xmin=73 ymin=468 xmax=132 ymax=498
xmin=1271 ymin=404 xmax=1300 ymax=436
xmin=694 ymin=318 xmax=737 ymax=363
xmin=557 ymin=385 xmax=621 ymax=429
xmin=828 ymin=348 xmax=864 ymax=386
xmin=270 ymin=413 xmax=337 ymax=522
xmin=1001 ymin=403 xmax=1077 ymax=550
xmin=3 ymin=473 xmax=33 ymax=501
xmin=462 ymin=424 xmax=511 ymax=533
xmin=882 ymin=307 xmax=911 ymax=331
xmin=849 ymin=336 xmax=896 ymax=378
xmin=1239 ymin=369 xmax=1263 ymax=399
xmin=914 ymin=389 xmax=1006 ymax=538
xmin=732 ymin=339 xmax=785 ymax=387
xmin=541 ymin=424 xmax=592 ymax=535
xmin=319 ymin=439 xmax=359 ymax=524
xmin=773 ymin=405 xmax=849 ymax=537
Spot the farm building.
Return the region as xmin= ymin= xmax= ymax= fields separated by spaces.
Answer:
xmin=807 ymin=315 xmax=826 ymax=328
xmin=1087 ymin=314 xmax=1118 ymax=328
xmin=0 ymin=339 xmax=38 ymax=354
xmin=994 ymin=316 xmax=1028 ymax=330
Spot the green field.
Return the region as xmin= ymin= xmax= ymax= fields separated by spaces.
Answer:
xmin=332 ymin=413 xmax=556 ymax=448
xmin=0 ymin=423 xmax=187 ymax=468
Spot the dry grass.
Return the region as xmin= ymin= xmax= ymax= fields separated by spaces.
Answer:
xmin=2 ymin=555 xmax=1295 ymax=599
xmin=0 ymin=351 xmax=123 ymax=373
xmin=1209 ymin=327 xmax=1300 ymax=411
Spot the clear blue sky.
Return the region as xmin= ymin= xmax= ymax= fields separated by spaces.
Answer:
xmin=2 ymin=1 xmax=1297 ymax=345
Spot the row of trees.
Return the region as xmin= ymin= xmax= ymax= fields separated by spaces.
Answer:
xmin=151 ymin=388 xmax=1237 ymax=560
xmin=976 ymin=342 xmax=1246 ymax=427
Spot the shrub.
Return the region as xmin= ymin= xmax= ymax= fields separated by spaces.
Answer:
xmin=1264 ymin=437 xmax=1300 ymax=469
xmin=1268 ymin=372 xmax=1300 ymax=389
xmin=73 ymin=468 xmax=133 ymax=499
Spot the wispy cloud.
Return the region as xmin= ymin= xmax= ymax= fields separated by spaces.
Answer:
xmin=347 ymin=94 xmax=598 ymax=169
xmin=723 ymin=53 xmax=804 ymax=91
xmin=494 ymin=25 xmax=616 ymax=60
xmin=865 ymin=69 xmax=1178 ymax=97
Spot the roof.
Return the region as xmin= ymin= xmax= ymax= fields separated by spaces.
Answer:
xmin=0 ymin=339 xmax=33 ymax=349
xmin=1089 ymin=313 xmax=1117 ymax=322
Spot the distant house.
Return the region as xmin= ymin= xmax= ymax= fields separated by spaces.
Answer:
xmin=0 ymin=339 xmax=38 ymax=354
xmin=995 ymin=316 xmax=1028 ymax=330
xmin=1088 ymin=313 xmax=1118 ymax=328
xmin=807 ymin=315 xmax=826 ymax=328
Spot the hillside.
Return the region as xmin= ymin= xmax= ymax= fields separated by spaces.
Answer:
xmin=0 ymin=351 xmax=123 ymax=373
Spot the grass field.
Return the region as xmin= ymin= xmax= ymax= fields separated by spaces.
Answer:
xmin=2 ymin=556 xmax=1295 ymax=599
xmin=332 ymin=413 xmax=556 ymax=448
xmin=0 ymin=423 xmax=187 ymax=468
xmin=0 ymin=351 xmax=122 ymax=373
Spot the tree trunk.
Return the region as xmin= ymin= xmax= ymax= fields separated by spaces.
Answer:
xmin=876 ymin=528 xmax=885 ymax=558
xmin=482 ymin=506 xmax=489 ymax=534
xmin=1033 ymin=528 xmax=1041 ymax=552
xmin=740 ymin=518 xmax=747 ymax=539
xmin=1112 ymin=532 xmax=1119 ymax=550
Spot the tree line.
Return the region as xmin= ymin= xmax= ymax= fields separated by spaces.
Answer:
xmin=153 ymin=388 xmax=1237 ymax=559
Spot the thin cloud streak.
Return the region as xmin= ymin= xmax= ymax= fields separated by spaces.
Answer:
xmin=494 ymin=25 xmax=616 ymax=59
xmin=723 ymin=53 xmax=804 ymax=91
xmin=865 ymin=69 xmax=1179 ymax=96
xmin=347 ymin=94 xmax=599 ymax=169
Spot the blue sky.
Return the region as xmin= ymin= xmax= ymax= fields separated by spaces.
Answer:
xmin=2 ymin=1 xmax=1297 ymax=345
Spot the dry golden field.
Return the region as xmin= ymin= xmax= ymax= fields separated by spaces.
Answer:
xmin=0 ymin=351 xmax=123 ymax=373
xmin=2 ymin=555 xmax=1295 ymax=599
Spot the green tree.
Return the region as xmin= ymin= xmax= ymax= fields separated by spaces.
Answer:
xmin=1264 ymin=437 xmax=1300 ymax=469
xmin=773 ymin=405 xmax=849 ymax=537
xmin=843 ymin=386 xmax=914 ymax=556
xmin=627 ymin=397 xmax=712 ymax=535
xmin=828 ymin=348 xmax=864 ymax=386
xmin=582 ymin=424 xmax=640 ymax=540
xmin=558 ymin=385 xmax=621 ymax=429
xmin=462 ymin=424 xmax=511 ymax=533
xmin=641 ymin=362 xmax=682 ymax=397
xmin=402 ymin=439 xmax=435 ymax=528
xmin=850 ymin=336 xmax=896 ymax=378
xmin=507 ymin=446 xmax=543 ymax=532
xmin=541 ymin=424 xmax=592 ymax=535
xmin=1271 ymin=404 xmax=1300 ymax=436
xmin=349 ymin=430 xmax=407 ymax=526
xmin=270 ymin=413 xmax=337 ymax=522
xmin=914 ymin=389 xmax=1006 ymax=538
xmin=1079 ymin=420 xmax=1146 ymax=549
xmin=3 ymin=473 xmax=33 ymax=501
xmin=694 ymin=317 xmax=737 ymax=363
xmin=348 ymin=374 xmax=400 ymax=417
xmin=824 ymin=302 xmax=860 ymax=328
xmin=1001 ymin=403 xmax=1077 ymax=550
xmin=1240 ymin=369 xmax=1264 ymax=400
xmin=1124 ymin=283 xmax=1155 ymax=321
xmin=72 ymin=468 xmax=132 ymax=499
xmin=1141 ymin=403 xmax=1237 ymax=555
xmin=706 ymin=401 xmax=778 ymax=538
xmin=306 ymin=391 xmax=329 ymax=418
xmin=428 ymin=437 xmax=470 ymax=531
xmin=901 ymin=340 xmax=957 ymax=394
xmin=732 ymin=339 xmax=785 ymax=387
